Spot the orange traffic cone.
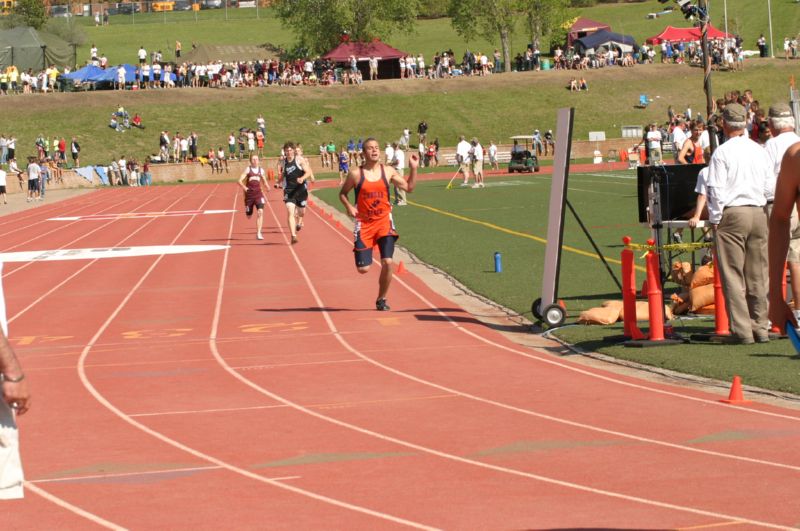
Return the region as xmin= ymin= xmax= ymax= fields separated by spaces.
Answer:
xmin=396 ymin=261 xmax=407 ymax=274
xmin=719 ymin=375 xmax=752 ymax=405
xmin=335 ymin=220 xmax=342 ymax=229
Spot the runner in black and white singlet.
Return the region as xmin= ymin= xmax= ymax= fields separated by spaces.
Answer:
xmin=238 ymin=154 xmax=269 ymax=240
xmin=281 ymin=142 xmax=315 ymax=244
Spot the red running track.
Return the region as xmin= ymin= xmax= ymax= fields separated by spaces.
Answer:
xmin=6 ymin=183 xmax=800 ymax=530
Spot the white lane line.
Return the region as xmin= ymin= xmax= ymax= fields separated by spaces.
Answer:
xmin=0 ymin=188 xmax=119 ymax=238
xmin=205 ymin=200 xmax=794 ymax=529
xmin=76 ymin=189 xmax=437 ymax=531
xmin=7 ymin=190 xmax=192 ymax=530
xmin=23 ymin=482 xmax=127 ymax=531
xmin=130 ymin=393 xmax=457 ymax=418
xmin=30 ymin=465 xmax=300 ymax=485
xmin=8 ymin=187 xmax=202 ymax=325
xmin=313 ymin=201 xmax=800 ymax=426
xmin=2 ymin=186 xmax=192 ymax=279
xmin=0 ymin=245 xmax=228 ymax=263
xmin=48 ymin=209 xmax=236 ymax=221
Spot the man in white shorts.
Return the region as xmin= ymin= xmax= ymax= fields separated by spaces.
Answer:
xmin=0 ymin=166 xmax=7 ymax=204
xmin=26 ymin=157 xmax=40 ymax=202
xmin=470 ymin=138 xmax=484 ymax=188
xmin=1 ymin=262 xmax=30 ymax=500
xmin=456 ymin=135 xmax=472 ymax=186
xmin=488 ymin=140 xmax=499 ymax=170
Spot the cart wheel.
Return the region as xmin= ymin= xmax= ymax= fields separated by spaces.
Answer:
xmin=531 ymin=298 xmax=542 ymax=320
xmin=542 ymin=303 xmax=566 ymax=327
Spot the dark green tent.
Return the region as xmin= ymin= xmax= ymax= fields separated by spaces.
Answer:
xmin=0 ymin=27 xmax=74 ymax=71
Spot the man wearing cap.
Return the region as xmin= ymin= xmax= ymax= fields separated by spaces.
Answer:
xmin=532 ymin=129 xmax=544 ymax=157
xmin=768 ymin=105 xmax=800 ymax=329
xmin=544 ymin=130 xmax=555 ymax=156
xmin=707 ymin=102 xmax=772 ymax=344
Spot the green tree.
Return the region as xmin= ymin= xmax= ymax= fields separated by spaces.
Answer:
xmin=8 ymin=0 xmax=48 ymax=30
xmin=520 ymin=0 xmax=572 ymax=51
xmin=449 ymin=0 xmax=515 ymax=72
xmin=273 ymin=0 xmax=420 ymax=57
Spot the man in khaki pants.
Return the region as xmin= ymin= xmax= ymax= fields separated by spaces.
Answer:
xmin=706 ymin=103 xmax=772 ymax=344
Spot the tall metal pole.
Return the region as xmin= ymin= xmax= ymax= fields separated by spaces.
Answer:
xmin=723 ymin=0 xmax=728 ymax=47
xmin=698 ymin=0 xmax=717 ymax=152
xmin=767 ymin=0 xmax=775 ymax=59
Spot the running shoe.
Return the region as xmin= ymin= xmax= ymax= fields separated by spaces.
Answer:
xmin=296 ymin=224 xmax=302 ymax=232
xmin=672 ymin=232 xmax=682 ymax=244
xmin=375 ymin=298 xmax=390 ymax=311
xmin=257 ymin=232 xmax=264 ymax=240
xmin=471 ymin=183 xmax=480 ymax=188
xmin=291 ymin=235 xmax=298 ymax=244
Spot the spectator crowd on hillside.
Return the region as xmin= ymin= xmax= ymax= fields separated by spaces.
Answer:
xmin=5 ymin=26 xmax=795 ymax=96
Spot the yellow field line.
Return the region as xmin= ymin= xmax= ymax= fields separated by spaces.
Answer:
xmin=408 ymin=200 xmax=647 ymax=272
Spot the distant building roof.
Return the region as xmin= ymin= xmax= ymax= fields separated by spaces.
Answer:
xmin=323 ymin=39 xmax=408 ymax=61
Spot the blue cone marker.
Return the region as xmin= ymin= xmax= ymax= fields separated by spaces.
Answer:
xmin=494 ymin=252 xmax=502 ymax=273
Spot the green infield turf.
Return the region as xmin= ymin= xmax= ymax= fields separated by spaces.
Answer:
xmin=312 ymin=168 xmax=800 ymax=395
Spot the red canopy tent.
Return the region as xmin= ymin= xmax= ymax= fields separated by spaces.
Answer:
xmin=323 ymin=39 xmax=408 ymax=79
xmin=646 ymin=25 xmax=732 ymax=45
xmin=567 ymin=18 xmax=611 ymax=46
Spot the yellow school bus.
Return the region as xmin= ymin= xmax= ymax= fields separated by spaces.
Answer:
xmin=0 ymin=0 xmax=15 ymax=16
xmin=152 ymin=1 xmax=175 ymax=11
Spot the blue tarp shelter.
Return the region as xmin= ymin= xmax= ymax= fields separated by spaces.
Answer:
xmin=574 ymin=29 xmax=637 ymax=56
xmin=63 ymin=65 xmax=105 ymax=82
xmin=93 ymin=64 xmax=138 ymax=84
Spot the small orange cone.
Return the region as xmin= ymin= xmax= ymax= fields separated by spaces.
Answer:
xmin=396 ymin=261 xmax=407 ymax=274
xmin=720 ymin=375 xmax=752 ymax=405
xmin=335 ymin=221 xmax=342 ymax=229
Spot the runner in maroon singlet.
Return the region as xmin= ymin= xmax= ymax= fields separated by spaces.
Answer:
xmin=238 ymin=154 xmax=269 ymax=240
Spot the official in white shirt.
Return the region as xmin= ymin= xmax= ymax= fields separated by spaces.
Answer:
xmin=456 ymin=135 xmax=472 ymax=186
xmin=706 ymin=103 xmax=772 ymax=344
xmin=766 ymin=103 xmax=800 ymax=327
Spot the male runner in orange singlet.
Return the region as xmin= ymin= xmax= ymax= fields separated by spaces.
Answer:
xmin=339 ymin=138 xmax=419 ymax=311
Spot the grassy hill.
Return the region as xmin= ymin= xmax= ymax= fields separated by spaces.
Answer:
xmin=68 ymin=1 xmax=800 ymax=66
xmin=1 ymin=60 xmax=795 ymax=166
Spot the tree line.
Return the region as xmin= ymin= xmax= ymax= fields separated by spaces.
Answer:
xmin=274 ymin=0 xmax=576 ymax=71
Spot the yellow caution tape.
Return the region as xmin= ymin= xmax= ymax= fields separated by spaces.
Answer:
xmin=625 ymin=241 xmax=712 ymax=252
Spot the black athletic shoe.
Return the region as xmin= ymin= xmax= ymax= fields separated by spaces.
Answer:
xmin=296 ymin=224 xmax=302 ymax=232
xmin=376 ymin=298 xmax=390 ymax=311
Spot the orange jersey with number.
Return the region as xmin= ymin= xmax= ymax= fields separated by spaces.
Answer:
xmin=355 ymin=165 xmax=392 ymax=223
xmin=353 ymin=164 xmax=397 ymax=249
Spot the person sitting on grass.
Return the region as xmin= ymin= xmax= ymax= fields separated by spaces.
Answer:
xmin=132 ymin=113 xmax=144 ymax=129
xmin=568 ymin=78 xmax=578 ymax=91
xmin=109 ymin=115 xmax=122 ymax=132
